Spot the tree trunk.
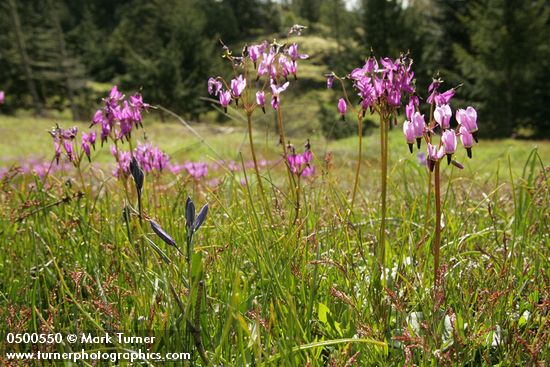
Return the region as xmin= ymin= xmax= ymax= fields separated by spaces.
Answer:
xmin=8 ymin=0 xmax=43 ymax=116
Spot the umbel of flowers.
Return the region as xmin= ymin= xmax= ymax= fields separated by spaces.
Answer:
xmin=401 ymin=77 xmax=479 ymax=286
xmin=332 ymin=54 xmax=479 ymax=290
xmin=330 ymin=53 xmax=416 ymax=286
xmin=207 ymin=39 xmax=308 ymax=115
xmin=287 ymin=140 xmax=314 ymax=178
xmin=402 ymin=79 xmax=479 ymax=169
xmin=110 ymin=142 xmax=169 ymax=178
xmin=207 ymin=30 xmax=313 ymax=221
xmin=331 ymin=54 xmax=416 ymax=203
xmin=49 ymin=87 xmax=169 ymax=187
xmin=91 ymin=86 xmax=149 ymax=144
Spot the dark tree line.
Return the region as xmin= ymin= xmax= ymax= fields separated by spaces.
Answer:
xmin=1 ymin=0 xmax=549 ymax=137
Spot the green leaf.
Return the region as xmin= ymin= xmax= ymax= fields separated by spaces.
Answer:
xmin=318 ymin=302 xmax=329 ymax=325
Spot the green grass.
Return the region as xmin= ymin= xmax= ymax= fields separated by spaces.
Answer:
xmin=0 ymin=111 xmax=549 ymax=366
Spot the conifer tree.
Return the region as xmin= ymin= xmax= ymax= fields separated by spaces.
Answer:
xmin=454 ymin=0 xmax=550 ymax=137
xmin=7 ymin=0 xmax=43 ymax=115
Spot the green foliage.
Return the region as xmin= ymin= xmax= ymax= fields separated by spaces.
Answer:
xmin=0 ymin=121 xmax=548 ymax=365
xmin=293 ymin=0 xmax=321 ymax=25
xmin=110 ymin=0 xmax=218 ymax=119
xmin=360 ymin=0 xmax=406 ymax=56
xmin=453 ymin=0 xmax=550 ymax=138
xmin=319 ymin=102 xmax=351 ymax=139
xmin=1 ymin=0 xmax=549 ymax=135
xmin=318 ymin=102 xmax=374 ymax=140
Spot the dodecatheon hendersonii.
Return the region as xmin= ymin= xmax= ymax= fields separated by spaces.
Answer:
xmin=427 ymin=78 xmax=456 ymax=106
xmin=81 ymin=132 xmax=96 ymax=162
xmin=456 ymin=106 xmax=479 ymax=142
xmin=219 ymin=90 xmax=231 ymax=113
xmin=183 ymin=162 xmax=208 ymax=180
xmin=459 ymin=125 xmax=474 ymax=158
xmin=230 ymin=75 xmax=246 ymax=106
xmin=256 ymin=91 xmax=266 ymax=113
xmin=403 ymin=120 xmax=415 ymax=153
xmin=207 ymin=77 xmax=222 ymax=96
xmin=63 ymin=141 xmax=74 ymax=162
xmin=134 ymin=141 xmax=169 ymax=173
xmin=91 ymin=87 xmax=149 ymax=145
xmin=405 ymin=96 xmax=418 ymax=122
xmin=270 ymin=81 xmax=289 ymax=110
xmin=338 ymin=98 xmax=347 ymax=121
xmin=49 ymin=125 xmax=80 ymax=165
xmin=109 ymin=85 xmax=124 ymax=101
xmin=286 ymin=141 xmax=315 ymax=177
xmin=427 ymin=143 xmax=445 ymax=172
xmin=434 ymin=88 xmax=455 ymax=106
xmin=248 ymin=45 xmax=261 ymax=68
xmin=412 ymin=112 xmax=426 ymax=149
xmin=287 ymin=43 xmax=309 ymax=61
xmin=441 ymin=130 xmax=457 ymax=165
xmin=326 ymin=74 xmax=334 ymax=89
xmin=434 ymin=104 xmax=452 ymax=130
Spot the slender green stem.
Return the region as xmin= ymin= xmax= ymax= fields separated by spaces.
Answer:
xmin=187 ymin=235 xmax=193 ymax=283
xmin=379 ymin=114 xmax=388 ymax=273
xmin=276 ymin=107 xmax=287 ymax=158
xmin=434 ymin=160 xmax=441 ymax=288
xmin=351 ymin=115 xmax=363 ymax=209
xmin=424 ymin=170 xmax=432 ymax=237
xmin=246 ymin=112 xmax=262 ymax=187
xmin=246 ymin=112 xmax=273 ymax=225
xmin=294 ymin=177 xmax=301 ymax=224
xmin=277 ymin=106 xmax=299 ymax=217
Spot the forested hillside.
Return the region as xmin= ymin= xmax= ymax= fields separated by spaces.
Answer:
xmin=1 ymin=0 xmax=549 ymax=137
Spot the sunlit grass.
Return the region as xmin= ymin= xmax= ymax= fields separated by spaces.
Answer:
xmin=0 ymin=112 xmax=548 ymax=365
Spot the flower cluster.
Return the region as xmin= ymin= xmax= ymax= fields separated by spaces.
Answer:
xmin=287 ymin=140 xmax=314 ymax=177
xmin=111 ymin=141 xmax=169 ymax=177
xmin=0 ymin=90 xmax=5 ymax=104
xmin=402 ymin=78 xmax=479 ymax=170
xmin=333 ymin=54 xmax=415 ymax=118
xmin=0 ymin=159 xmax=74 ymax=180
xmin=134 ymin=142 xmax=169 ymax=173
xmin=207 ymin=39 xmax=309 ymax=113
xmin=169 ymin=162 xmax=209 ymax=180
xmin=81 ymin=132 xmax=97 ymax=162
xmin=91 ymin=86 xmax=149 ymax=144
xmin=168 ymin=159 xmax=271 ymax=180
xmin=183 ymin=162 xmax=208 ymax=180
xmin=49 ymin=125 xmax=96 ymax=164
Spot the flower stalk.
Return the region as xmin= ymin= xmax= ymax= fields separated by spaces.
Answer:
xmin=208 ymin=35 xmax=311 ymax=224
xmin=351 ymin=113 xmax=363 ymax=209
xmin=433 ymin=160 xmax=441 ymax=288
xmin=379 ymin=112 xmax=389 ymax=271
xmin=246 ymin=112 xmax=267 ymax=201
xmin=286 ymin=141 xmax=314 ymax=223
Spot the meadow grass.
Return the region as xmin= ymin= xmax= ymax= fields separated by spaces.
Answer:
xmin=0 ymin=113 xmax=549 ymax=366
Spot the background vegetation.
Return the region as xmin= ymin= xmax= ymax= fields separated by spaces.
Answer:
xmin=1 ymin=0 xmax=549 ymax=137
